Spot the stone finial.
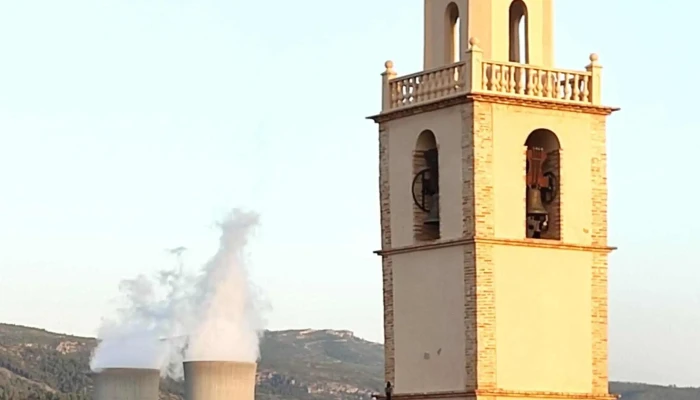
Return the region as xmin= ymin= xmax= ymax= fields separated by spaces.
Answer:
xmin=588 ymin=53 xmax=600 ymax=66
xmin=384 ymin=60 xmax=394 ymax=72
xmin=468 ymin=37 xmax=480 ymax=49
xmin=586 ymin=53 xmax=602 ymax=104
xmin=381 ymin=60 xmax=396 ymax=109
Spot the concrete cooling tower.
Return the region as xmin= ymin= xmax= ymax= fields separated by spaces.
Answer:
xmin=184 ymin=361 xmax=257 ymax=400
xmin=93 ymin=368 xmax=160 ymax=400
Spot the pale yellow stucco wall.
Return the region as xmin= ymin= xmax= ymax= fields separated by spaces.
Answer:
xmin=386 ymin=105 xmax=464 ymax=247
xmin=489 ymin=103 xmax=596 ymax=244
xmin=493 ymin=245 xmax=593 ymax=393
xmin=423 ymin=0 xmax=554 ymax=69
xmin=392 ymin=246 xmax=466 ymax=393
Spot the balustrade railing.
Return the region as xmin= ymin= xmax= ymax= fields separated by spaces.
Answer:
xmin=481 ymin=61 xmax=591 ymax=103
xmin=380 ymin=38 xmax=602 ymax=112
xmin=386 ymin=62 xmax=466 ymax=109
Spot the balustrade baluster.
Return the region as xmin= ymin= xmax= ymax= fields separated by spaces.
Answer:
xmin=498 ymin=66 xmax=506 ymax=92
xmin=494 ymin=66 xmax=502 ymax=92
xmin=515 ymin=67 xmax=524 ymax=94
xmin=414 ymin=76 xmax=421 ymax=104
xmin=395 ymin=81 xmax=402 ymax=107
xmin=442 ymin=69 xmax=448 ymax=96
xmin=434 ymin=70 xmax=442 ymax=98
xmin=526 ymin=68 xmax=534 ymax=95
xmin=405 ymin=78 xmax=412 ymax=105
xmin=507 ymin=66 xmax=515 ymax=93
xmin=572 ymin=75 xmax=580 ymax=101
xmin=542 ymin=71 xmax=550 ymax=97
xmin=581 ymin=75 xmax=590 ymax=102
xmin=410 ymin=77 xmax=416 ymax=103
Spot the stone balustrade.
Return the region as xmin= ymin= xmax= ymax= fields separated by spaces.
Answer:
xmin=381 ymin=38 xmax=602 ymax=112
xmin=384 ymin=62 xmax=467 ymax=110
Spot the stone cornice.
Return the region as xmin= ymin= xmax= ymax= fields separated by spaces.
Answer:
xmin=374 ymin=236 xmax=616 ymax=256
xmin=372 ymin=389 xmax=619 ymax=400
xmin=367 ymin=93 xmax=620 ymax=124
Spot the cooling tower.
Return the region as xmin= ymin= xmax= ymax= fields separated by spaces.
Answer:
xmin=184 ymin=361 xmax=257 ymax=400
xmin=93 ymin=368 xmax=160 ymax=400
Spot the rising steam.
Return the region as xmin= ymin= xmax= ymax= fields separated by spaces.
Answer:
xmin=183 ymin=209 xmax=263 ymax=361
xmin=89 ymin=269 xmax=190 ymax=372
xmin=90 ymin=208 xmax=265 ymax=375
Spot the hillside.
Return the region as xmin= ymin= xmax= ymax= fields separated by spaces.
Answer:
xmin=0 ymin=323 xmax=695 ymax=400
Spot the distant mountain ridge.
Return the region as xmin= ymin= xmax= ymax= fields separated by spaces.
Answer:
xmin=0 ymin=323 xmax=696 ymax=400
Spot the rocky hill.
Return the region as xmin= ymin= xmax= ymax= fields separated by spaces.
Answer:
xmin=0 ymin=323 xmax=695 ymax=400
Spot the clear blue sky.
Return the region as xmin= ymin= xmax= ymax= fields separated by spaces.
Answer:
xmin=0 ymin=0 xmax=697 ymax=388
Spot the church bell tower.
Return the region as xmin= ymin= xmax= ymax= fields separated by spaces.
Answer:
xmin=368 ymin=1 xmax=619 ymax=400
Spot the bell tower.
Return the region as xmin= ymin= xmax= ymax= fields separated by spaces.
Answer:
xmin=369 ymin=1 xmax=619 ymax=400
xmin=423 ymin=0 xmax=554 ymax=69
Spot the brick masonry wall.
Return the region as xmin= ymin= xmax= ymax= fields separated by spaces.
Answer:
xmin=590 ymin=116 xmax=608 ymax=246
xmin=591 ymin=253 xmax=608 ymax=393
xmin=462 ymin=105 xmax=476 ymax=388
xmin=463 ymin=102 xmax=497 ymax=390
xmin=378 ymin=124 xmax=395 ymax=384
xmin=382 ymin=256 xmax=395 ymax=384
xmin=590 ymin=116 xmax=609 ymax=393
xmin=461 ymin=105 xmax=475 ymax=238
xmin=464 ymin=245 xmax=477 ymax=390
xmin=472 ymin=102 xmax=495 ymax=237
xmin=464 ymin=244 xmax=498 ymax=391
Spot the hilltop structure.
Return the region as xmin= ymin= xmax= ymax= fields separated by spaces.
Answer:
xmin=368 ymin=1 xmax=619 ymax=400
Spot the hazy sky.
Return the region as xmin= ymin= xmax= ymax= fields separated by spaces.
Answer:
xmin=0 ymin=0 xmax=697 ymax=388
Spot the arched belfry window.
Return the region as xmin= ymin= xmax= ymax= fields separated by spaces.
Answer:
xmin=509 ymin=0 xmax=528 ymax=63
xmin=445 ymin=2 xmax=461 ymax=63
xmin=524 ymin=129 xmax=560 ymax=240
xmin=412 ymin=130 xmax=440 ymax=241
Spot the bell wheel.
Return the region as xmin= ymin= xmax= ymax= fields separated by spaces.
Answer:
xmin=411 ymin=168 xmax=431 ymax=212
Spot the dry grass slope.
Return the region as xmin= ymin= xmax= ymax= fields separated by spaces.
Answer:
xmin=0 ymin=323 xmax=694 ymax=400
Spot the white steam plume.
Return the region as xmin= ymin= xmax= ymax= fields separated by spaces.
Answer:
xmin=89 ymin=208 xmax=265 ymax=374
xmin=89 ymin=268 xmax=191 ymax=373
xmin=183 ymin=208 xmax=263 ymax=361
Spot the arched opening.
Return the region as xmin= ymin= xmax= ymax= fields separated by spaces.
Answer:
xmin=445 ymin=3 xmax=461 ymax=63
xmin=509 ymin=0 xmax=528 ymax=63
xmin=412 ymin=130 xmax=440 ymax=241
xmin=524 ymin=129 xmax=560 ymax=239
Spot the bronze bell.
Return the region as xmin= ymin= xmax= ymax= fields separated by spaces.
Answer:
xmin=424 ymin=193 xmax=440 ymax=225
xmin=526 ymin=187 xmax=548 ymax=216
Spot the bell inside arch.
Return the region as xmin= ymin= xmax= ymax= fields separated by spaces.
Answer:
xmin=526 ymin=187 xmax=548 ymax=216
xmin=424 ymin=194 xmax=439 ymax=225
